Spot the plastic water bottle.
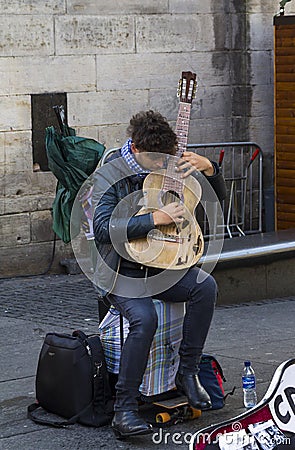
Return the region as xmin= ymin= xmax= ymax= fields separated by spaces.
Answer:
xmin=242 ymin=361 xmax=257 ymax=408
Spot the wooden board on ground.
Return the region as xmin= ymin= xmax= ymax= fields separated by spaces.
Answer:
xmin=153 ymin=394 xmax=201 ymax=424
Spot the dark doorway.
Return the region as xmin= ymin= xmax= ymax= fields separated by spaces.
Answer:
xmin=31 ymin=93 xmax=67 ymax=171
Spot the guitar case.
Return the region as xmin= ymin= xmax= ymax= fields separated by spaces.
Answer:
xmin=191 ymin=358 xmax=295 ymax=450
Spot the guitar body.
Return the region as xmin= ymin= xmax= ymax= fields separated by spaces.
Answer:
xmin=125 ymin=169 xmax=204 ymax=269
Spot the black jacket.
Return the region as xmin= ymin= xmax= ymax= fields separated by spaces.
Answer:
xmin=92 ymin=151 xmax=226 ymax=297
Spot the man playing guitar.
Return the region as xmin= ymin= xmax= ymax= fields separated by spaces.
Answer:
xmin=93 ymin=109 xmax=226 ymax=439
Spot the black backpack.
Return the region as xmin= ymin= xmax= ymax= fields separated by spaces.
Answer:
xmin=28 ymin=330 xmax=114 ymax=428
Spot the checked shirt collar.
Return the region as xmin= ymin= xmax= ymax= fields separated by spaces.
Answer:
xmin=120 ymin=138 xmax=150 ymax=178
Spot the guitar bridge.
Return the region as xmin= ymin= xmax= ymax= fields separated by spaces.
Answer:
xmin=149 ymin=229 xmax=188 ymax=243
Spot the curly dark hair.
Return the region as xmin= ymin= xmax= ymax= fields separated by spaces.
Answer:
xmin=127 ymin=110 xmax=177 ymax=155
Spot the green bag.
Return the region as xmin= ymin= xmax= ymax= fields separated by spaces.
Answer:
xmin=45 ymin=126 xmax=105 ymax=243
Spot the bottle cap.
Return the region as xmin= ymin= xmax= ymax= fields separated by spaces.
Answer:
xmin=244 ymin=361 xmax=251 ymax=366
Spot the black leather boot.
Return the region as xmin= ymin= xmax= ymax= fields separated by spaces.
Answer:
xmin=175 ymin=372 xmax=212 ymax=410
xmin=112 ymin=411 xmax=153 ymax=439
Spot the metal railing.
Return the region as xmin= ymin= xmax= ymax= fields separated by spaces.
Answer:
xmin=187 ymin=142 xmax=263 ymax=239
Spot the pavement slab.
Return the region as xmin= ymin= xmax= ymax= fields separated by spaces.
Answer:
xmin=0 ymin=274 xmax=294 ymax=450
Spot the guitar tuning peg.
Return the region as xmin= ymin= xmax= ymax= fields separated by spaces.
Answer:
xmin=177 ymin=82 xmax=181 ymax=97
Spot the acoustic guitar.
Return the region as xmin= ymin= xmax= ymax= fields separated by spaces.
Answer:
xmin=125 ymin=71 xmax=204 ymax=269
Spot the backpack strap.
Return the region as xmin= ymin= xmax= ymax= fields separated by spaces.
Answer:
xmin=27 ymin=399 xmax=94 ymax=428
xmin=72 ymin=330 xmax=98 ymax=374
xmin=73 ymin=331 xmax=113 ymax=415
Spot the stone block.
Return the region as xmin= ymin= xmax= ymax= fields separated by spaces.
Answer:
xmin=210 ymin=51 xmax=232 ymax=81
xmin=4 ymin=194 xmax=55 ymax=214
xmin=247 ymin=0 xmax=278 ymax=14
xmin=68 ymin=0 xmax=168 ymax=14
xmin=150 ymin=85 xmax=233 ymax=124
xmin=136 ymin=14 xmax=215 ymax=53
xmin=232 ymin=86 xmax=253 ymax=117
xmin=149 ymin=87 xmax=179 ymax=121
xmin=266 ymin=258 xmax=295 ymax=298
xmin=0 ymin=240 xmax=74 ymax=277
xmin=229 ymin=52 xmax=251 ymax=86
xmin=0 ymin=133 xmax=4 ymax=175
xmin=4 ymin=131 xmax=32 ymax=174
xmin=0 ymin=56 xmax=96 ymax=96
xmin=4 ymin=173 xmax=34 ymax=197
xmin=0 ymin=213 xmax=30 ymax=247
xmin=251 ymin=84 xmax=274 ymax=117
xmin=73 ymin=126 xmax=99 ymax=141
xmin=188 ymin=117 xmax=233 ymax=144
xmin=285 ymin=5 xmax=295 ymax=14
xmin=248 ymin=116 xmax=274 ymax=155
xmin=98 ymin=124 xmax=128 ymax=149
xmin=55 ymin=15 xmax=134 ymax=55
xmin=212 ymin=13 xmax=233 ymax=50
xmin=97 ymin=53 xmax=179 ymax=91
xmin=31 ymin=210 xmax=53 ymax=242
xmin=4 ymin=196 xmax=37 ymax=215
xmin=0 ymin=177 xmax=4 ymax=197
xmin=231 ymin=117 xmax=251 ymax=142
xmin=194 ymin=85 xmax=233 ymax=120
xmin=169 ymin=0 xmax=212 ymax=13
xmin=0 ymin=16 xmax=53 ymax=57
xmin=229 ymin=2 xmax=246 ymax=13
xmin=4 ymin=171 xmax=56 ymax=197
xmin=0 ymin=197 xmax=4 ymax=214
xmin=0 ymin=0 xmax=65 ymax=14
xmin=0 ymin=96 xmax=31 ymax=132
xmin=36 ymin=195 xmax=55 ymax=211
xmin=213 ymin=264 xmax=268 ymax=304
xmin=68 ymin=90 xmax=149 ymax=127
xmin=248 ymin=13 xmax=274 ymax=51
xmin=204 ymin=56 xmax=232 ymax=90
xmin=31 ymin=171 xmax=57 ymax=195
xmin=170 ymin=0 xmax=245 ymax=14
xmin=229 ymin=12 xmax=248 ymax=50
xmin=97 ymin=52 xmax=231 ymax=92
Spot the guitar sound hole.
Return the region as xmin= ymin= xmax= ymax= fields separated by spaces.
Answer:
xmin=161 ymin=190 xmax=181 ymax=206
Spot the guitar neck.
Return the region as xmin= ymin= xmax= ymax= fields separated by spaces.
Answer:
xmin=163 ymin=101 xmax=192 ymax=193
xmin=175 ymin=102 xmax=191 ymax=158
xmin=162 ymin=71 xmax=196 ymax=193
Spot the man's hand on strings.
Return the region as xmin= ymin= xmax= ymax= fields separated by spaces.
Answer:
xmin=152 ymin=202 xmax=185 ymax=226
xmin=177 ymin=151 xmax=214 ymax=177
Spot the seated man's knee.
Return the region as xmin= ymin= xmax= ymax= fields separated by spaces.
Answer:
xmin=193 ymin=272 xmax=218 ymax=304
xmin=130 ymin=307 xmax=158 ymax=337
xmin=203 ymin=273 xmax=218 ymax=297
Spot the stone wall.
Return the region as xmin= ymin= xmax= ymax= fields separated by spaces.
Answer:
xmin=1 ymin=0 xmax=294 ymax=277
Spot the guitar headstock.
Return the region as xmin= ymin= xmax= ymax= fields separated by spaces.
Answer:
xmin=177 ymin=71 xmax=197 ymax=103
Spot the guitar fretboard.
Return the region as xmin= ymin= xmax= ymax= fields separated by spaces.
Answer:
xmin=175 ymin=102 xmax=191 ymax=158
xmin=162 ymin=102 xmax=191 ymax=194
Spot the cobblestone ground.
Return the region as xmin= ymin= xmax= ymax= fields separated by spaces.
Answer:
xmin=0 ymin=274 xmax=99 ymax=332
xmin=2 ymin=273 xmax=294 ymax=329
xmin=1 ymin=274 xmax=295 ymax=450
